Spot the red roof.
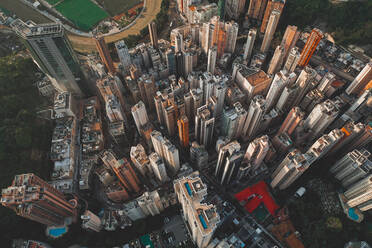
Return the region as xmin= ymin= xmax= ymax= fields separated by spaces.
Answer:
xmin=235 ymin=181 xmax=279 ymax=216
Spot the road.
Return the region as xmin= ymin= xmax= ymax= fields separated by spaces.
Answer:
xmin=67 ymin=0 xmax=162 ymax=53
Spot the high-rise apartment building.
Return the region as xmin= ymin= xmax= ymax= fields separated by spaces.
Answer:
xmin=225 ymin=0 xmax=247 ymax=19
xmin=149 ymin=152 xmax=169 ymax=183
xmin=81 ymin=210 xmax=102 ymax=232
xmin=298 ymin=28 xmax=324 ymax=67
xmin=260 ymin=10 xmax=281 ymax=53
xmin=343 ymin=175 xmax=372 ymax=212
xmin=260 ymin=0 xmax=285 ymax=34
xmin=148 ymin=21 xmax=158 ymax=48
xmin=190 ymin=142 xmax=209 ymax=169
xmin=247 ymin=0 xmax=268 ymax=21
xmin=267 ymin=45 xmax=285 ymax=75
xmin=101 ymin=151 xmax=141 ymax=196
xmin=137 ymin=190 xmax=164 ymax=216
xmin=346 ymin=62 xmax=372 ymax=95
xmin=195 ymin=105 xmax=215 ymax=147
xmin=292 ymin=66 xmax=317 ymax=106
xmin=234 ymin=65 xmax=272 ymax=102
xmin=317 ymin=72 xmax=336 ymax=93
xmin=242 ymin=95 xmax=266 ymax=140
xmin=150 ymin=130 xmax=180 ymax=174
xmin=243 ymin=135 xmax=270 ymax=171
xmin=215 ymin=141 xmax=243 ymax=184
xmin=265 ymin=70 xmax=294 ymax=111
xmin=303 ymin=99 xmax=340 ymax=140
xmin=278 ymin=107 xmax=305 ymax=137
xmin=95 ymin=36 xmax=115 ymax=73
xmin=11 ymin=20 xmax=83 ymax=96
xmin=174 ymin=172 xmax=220 ymax=248
xmin=283 ymin=47 xmax=301 ymax=73
xmin=115 ymin=40 xmax=131 ymax=74
xmin=330 ymin=149 xmax=371 ymax=187
xmin=131 ymin=101 xmax=150 ymax=134
xmin=1 ymin=174 xmax=78 ymax=226
xmin=221 ymin=102 xmax=248 ymax=140
xmin=130 ymin=144 xmax=153 ymax=178
xmin=243 ymin=28 xmax=257 ymax=63
xmin=207 ymin=46 xmax=217 ymax=74
xmin=271 ymin=149 xmax=311 ymax=190
xmin=280 ymin=25 xmax=300 ymax=61
xmin=178 ymin=115 xmax=190 ymax=147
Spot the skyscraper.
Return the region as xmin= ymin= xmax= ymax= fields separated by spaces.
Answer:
xmin=243 ymin=135 xmax=270 ymax=171
xmin=148 ymin=21 xmax=158 ymax=48
xmin=298 ymin=28 xmax=324 ymax=67
xmin=207 ymin=46 xmax=217 ymax=74
xmin=292 ymin=66 xmax=317 ymax=106
xmin=195 ymin=105 xmax=215 ymax=147
xmin=95 ymin=36 xmax=115 ymax=73
xmin=277 ymin=107 xmax=305 ymax=137
xmin=190 ymin=142 xmax=209 ymax=169
xmin=225 ymin=0 xmax=247 ymax=19
xmin=101 ymin=151 xmax=141 ymax=195
xmin=303 ymin=99 xmax=340 ymax=140
xmin=166 ymin=48 xmax=177 ymax=75
xmin=149 ymin=152 xmax=169 ymax=183
xmin=247 ymin=0 xmax=268 ymax=21
xmin=115 ymin=40 xmax=131 ymax=74
xmin=178 ymin=115 xmax=190 ymax=147
xmin=11 ymin=20 xmax=83 ymax=96
xmin=265 ymin=70 xmax=293 ymax=111
xmin=260 ymin=0 xmax=285 ymax=34
xmin=260 ymin=10 xmax=281 ymax=53
xmin=267 ymin=45 xmax=285 ymax=75
xmin=81 ymin=210 xmax=102 ymax=232
xmin=283 ymin=47 xmax=301 ymax=73
xmin=343 ymin=175 xmax=372 ymax=211
xmin=242 ymin=95 xmax=266 ymax=141
xmin=131 ymin=101 xmax=150 ymax=134
xmin=280 ymin=25 xmax=300 ymax=61
xmin=1 ymin=174 xmax=78 ymax=226
xmin=330 ymin=149 xmax=371 ymax=187
xmin=130 ymin=144 xmax=153 ymax=178
xmin=243 ymin=28 xmax=257 ymax=63
xmin=317 ymin=72 xmax=336 ymax=93
xmin=215 ymin=141 xmax=244 ymax=184
xmin=271 ymin=149 xmax=311 ymax=190
xmin=346 ymin=62 xmax=372 ymax=95
xmin=174 ymin=172 xmax=220 ymax=248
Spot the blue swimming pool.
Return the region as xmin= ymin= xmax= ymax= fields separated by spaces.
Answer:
xmin=348 ymin=208 xmax=359 ymax=221
xmin=48 ymin=226 xmax=67 ymax=238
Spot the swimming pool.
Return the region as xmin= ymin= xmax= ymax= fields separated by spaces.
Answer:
xmin=48 ymin=226 xmax=67 ymax=238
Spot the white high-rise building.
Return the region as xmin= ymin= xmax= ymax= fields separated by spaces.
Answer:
xmin=207 ymin=46 xmax=217 ymax=74
xmin=292 ymin=66 xmax=317 ymax=106
xmin=163 ymin=139 xmax=181 ymax=174
xmin=260 ymin=10 xmax=281 ymax=53
xmin=81 ymin=210 xmax=102 ymax=232
xmin=115 ymin=40 xmax=132 ymax=73
xmin=330 ymin=149 xmax=371 ymax=188
xmin=11 ymin=20 xmax=83 ymax=96
xmin=215 ymin=141 xmax=243 ymax=184
xmin=174 ymin=172 xmax=220 ymax=248
xmin=131 ymin=101 xmax=149 ymax=133
xmin=137 ymin=190 xmax=164 ymax=216
xmin=149 ymin=152 xmax=169 ymax=183
xmin=265 ymin=70 xmax=294 ymax=111
xmin=271 ymin=149 xmax=311 ymax=190
xmin=243 ymin=135 xmax=270 ymax=170
xmin=317 ymin=72 xmax=336 ymax=93
xmin=243 ymin=28 xmax=257 ymax=63
xmin=267 ymin=45 xmax=285 ymax=75
xmin=303 ymin=99 xmax=340 ymax=140
xmin=283 ymin=47 xmax=301 ymax=73
xmin=242 ymin=95 xmax=266 ymax=140
xmin=346 ymin=62 xmax=372 ymax=95
xmin=195 ymin=105 xmax=215 ymax=147
xmin=344 ymin=175 xmax=372 ymax=211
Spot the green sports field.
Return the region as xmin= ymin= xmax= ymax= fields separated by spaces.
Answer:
xmin=55 ymin=0 xmax=109 ymax=31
